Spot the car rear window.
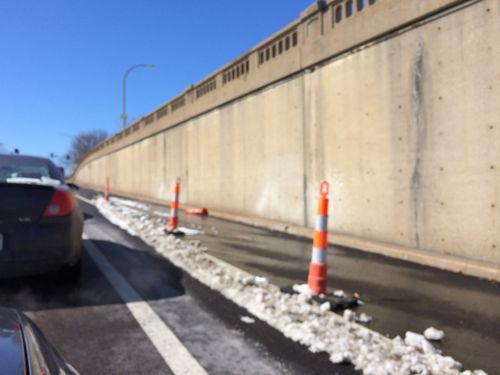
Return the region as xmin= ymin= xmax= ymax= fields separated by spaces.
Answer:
xmin=0 ymin=155 xmax=61 ymax=183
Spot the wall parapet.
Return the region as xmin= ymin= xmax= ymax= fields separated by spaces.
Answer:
xmin=74 ymin=0 xmax=470 ymax=174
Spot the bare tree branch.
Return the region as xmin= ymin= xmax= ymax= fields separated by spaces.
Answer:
xmin=67 ymin=130 xmax=108 ymax=167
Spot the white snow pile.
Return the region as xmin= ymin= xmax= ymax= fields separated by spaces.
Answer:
xmin=320 ymin=301 xmax=331 ymax=313
xmin=178 ymin=227 xmax=203 ymax=236
xmin=153 ymin=210 xmax=170 ymax=218
xmin=109 ymin=196 xmax=150 ymax=211
xmin=357 ymin=313 xmax=372 ymax=324
xmin=343 ymin=309 xmax=372 ymax=324
xmin=292 ymin=283 xmax=311 ymax=295
xmin=405 ymin=332 xmax=439 ymax=354
xmin=94 ymin=196 xmax=488 ymax=375
xmin=240 ymin=316 xmax=256 ymax=324
xmin=7 ymin=176 xmax=61 ymax=186
xmin=334 ymin=289 xmax=346 ymax=297
xmin=424 ymin=327 xmax=445 ymax=341
xmin=96 ymin=197 xmax=151 ymax=236
xmin=253 ymin=276 xmax=269 ymax=287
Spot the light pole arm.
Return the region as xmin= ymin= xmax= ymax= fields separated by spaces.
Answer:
xmin=121 ymin=64 xmax=155 ymax=129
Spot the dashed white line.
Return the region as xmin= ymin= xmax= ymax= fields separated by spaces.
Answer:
xmin=83 ymin=234 xmax=208 ymax=375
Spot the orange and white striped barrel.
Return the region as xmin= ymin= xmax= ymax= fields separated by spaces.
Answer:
xmin=104 ymin=177 xmax=110 ymax=202
xmin=167 ymin=178 xmax=181 ymax=232
xmin=308 ymin=180 xmax=330 ymax=295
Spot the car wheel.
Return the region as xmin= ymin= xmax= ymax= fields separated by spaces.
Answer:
xmin=58 ymin=257 xmax=82 ymax=283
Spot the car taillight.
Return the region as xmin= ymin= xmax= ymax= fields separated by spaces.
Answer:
xmin=43 ymin=188 xmax=75 ymax=217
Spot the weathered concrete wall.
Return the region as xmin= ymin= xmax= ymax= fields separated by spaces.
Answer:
xmin=304 ymin=0 xmax=499 ymax=265
xmin=75 ymin=0 xmax=500 ymax=271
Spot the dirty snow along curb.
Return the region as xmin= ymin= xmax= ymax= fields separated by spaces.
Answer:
xmin=94 ymin=196 xmax=487 ymax=375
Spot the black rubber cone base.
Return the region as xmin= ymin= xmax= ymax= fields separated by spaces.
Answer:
xmin=311 ymin=294 xmax=359 ymax=310
xmin=281 ymin=285 xmax=298 ymax=295
xmin=163 ymin=228 xmax=186 ymax=236
xmin=281 ymin=285 xmax=360 ymax=311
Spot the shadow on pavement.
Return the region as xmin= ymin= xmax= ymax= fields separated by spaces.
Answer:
xmin=0 ymin=240 xmax=185 ymax=312
xmin=83 ymin=212 xmax=93 ymax=221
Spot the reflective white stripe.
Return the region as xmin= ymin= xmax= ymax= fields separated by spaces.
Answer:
xmin=171 ymin=194 xmax=179 ymax=202
xmin=170 ymin=209 xmax=178 ymax=217
xmin=83 ymin=235 xmax=208 ymax=375
xmin=311 ymin=247 xmax=327 ymax=264
xmin=315 ymin=216 xmax=328 ymax=231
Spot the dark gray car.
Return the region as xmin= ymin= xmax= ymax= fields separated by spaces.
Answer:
xmin=0 ymin=154 xmax=83 ymax=279
xmin=0 ymin=307 xmax=79 ymax=374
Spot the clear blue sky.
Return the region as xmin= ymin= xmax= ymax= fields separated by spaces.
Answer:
xmin=0 ymin=0 xmax=312 ymax=160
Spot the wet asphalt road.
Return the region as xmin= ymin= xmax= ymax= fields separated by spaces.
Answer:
xmin=0 ymin=193 xmax=358 ymax=375
xmin=76 ymin=188 xmax=500 ymax=375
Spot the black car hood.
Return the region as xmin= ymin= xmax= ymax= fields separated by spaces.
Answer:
xmin=0 ymin=308 xmax=25 ymax=375
xmin=0 ymin=307 xmax=79 ymax=375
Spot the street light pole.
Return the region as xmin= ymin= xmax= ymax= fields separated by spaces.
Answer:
xmin=121 ymin=64 xmax=155 ymax=129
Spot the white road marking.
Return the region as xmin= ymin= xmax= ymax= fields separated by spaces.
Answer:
xmin=83 ymin=234 xmax=208 ymax=375
xmin=76 ymin=194 xmax=95 ymax=205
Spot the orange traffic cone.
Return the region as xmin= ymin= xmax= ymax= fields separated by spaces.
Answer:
xmin=104 ymin=177 xmax=110 ymax=202
xmin=186 ymin=208 xmax=208 ymax=216
xmin=166 ymin=178 xmax=181 ymax=234
xmin=308 ymin=180 xmax=330 ymax=295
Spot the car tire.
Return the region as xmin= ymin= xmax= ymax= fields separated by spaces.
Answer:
xmin=58 ymin=257 xmax=82 ymax=283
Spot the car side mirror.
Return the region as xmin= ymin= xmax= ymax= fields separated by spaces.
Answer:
xmin=67 ymin=183 xmax=79 ymax=191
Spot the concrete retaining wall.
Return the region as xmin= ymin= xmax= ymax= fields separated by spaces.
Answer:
xmin=74 ymin=0 xmax=500 ymax=273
